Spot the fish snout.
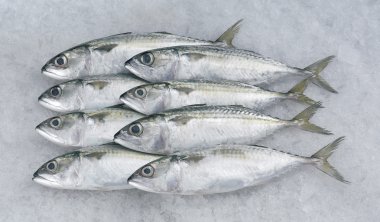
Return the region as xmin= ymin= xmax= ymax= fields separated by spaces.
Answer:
xmin=113 ymin=130 xmax=131 ymax=148
xmin=32 ymin=170 xmax=39 ymax=179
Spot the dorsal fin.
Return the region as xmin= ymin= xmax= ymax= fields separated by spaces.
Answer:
xmin=215 ymin=19 xmax=243 ymax=47
xmin=252 ymin=144 xmax=269 ymax=149
xmin=153 ymin=31 xmax=173 ymax=35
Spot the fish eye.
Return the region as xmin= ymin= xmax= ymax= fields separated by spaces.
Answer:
xmin=49 ymin=117 xmax=62 ymax=129
xmin=54 ymin=55 xmax=68 ymax=66
xmin=140 ymin=165 xmax=154 ymax=177
xmin=46 ymin=160 xmax=58 ymax=172
xmin=134 ymin=87 xmax=146 ymax=98
xmin=128 ymin=123 xmax=143 ymax=136
xmin=50 ymin=86 xmax=62 ymax=97
xmin=140 ymin=52 xmax=154 ymax=65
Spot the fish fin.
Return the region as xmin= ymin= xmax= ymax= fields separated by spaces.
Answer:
xmin=86 ymin=80 xmax=109 ymax=90
xmin=170 ymin=154 xmax=190 ymax=163
xmin=291 ymin=102 xmax=332 ymax=135
xmin=181 ymin=104 xmax=207 ymax=108
xmin=169 ymin=115 xmax=193 ymax=125
xmin=311 ymin=137 xmax=349 ymax=183
xmin=288 ymin=78 xmax=309 ymax=94
xmin=87 ymin=112 xmax=108 ymax=121
xmin=93 ymin=44 xmax=118 ymax=52
xmin=287 ymin=79 xmax=319 ymax=106
xmin=153 ymin=31 xmax=172 ymax=35
xmin=252 ymin=144 xmax=269 ymax=149
xmin=83 ymin=151 xmax=107 ymax=160
xmin=215 ymin=19 xmax=243 ymax=47
xmin=182 ymin=53 xmax=207 ymax=62
xmin=107 ymin=104 xmax=129 ymax=109
xmin=303 ymin=55 xmax=337 ymax=93
xmin=177 ymin=86 xmax=195 ymax=94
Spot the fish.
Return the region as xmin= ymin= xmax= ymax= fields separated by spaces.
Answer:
xmin=120 ymin=78 xmax=315 ymax=115
xmin=128 ymin=137 xmax=348 ymax=195
xmin=38 ymin=73 xmax=146 ymax=112
xmin=124 ymin=45 xmax=337 ymax=93
xmin=32 ymin=144 xmax=163 ymax=190
xmin=41 ymin=20 xmax=243 ymax=80
xmin=35 ymin=107 xmax=144 ymax=147
xmin=114 ymin=103 xmax=330 ymax=154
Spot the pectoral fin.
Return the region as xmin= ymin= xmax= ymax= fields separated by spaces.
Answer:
xmin=169 ymin=115 xmax=193 ymax=125
xmin=83 ymin=152 xmax=107 ymax=160
xmin=93 ymin=44 xmax=118 ymax=52
xmin=86 ymin=81 xmax=109 ymax=90
xmin=177 ymin=86 xmax=195 ymax=94
xmin=182 ymin=53 xmax=207 ymax=62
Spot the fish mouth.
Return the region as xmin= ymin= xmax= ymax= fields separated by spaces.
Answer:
xmin=128 ymin=179 xmax=157 ymax=193
xmin=113 ymin=134 xmax=135 ymax=149
xmin=41 ymin=68 xmax=68 ymax=80
xmin=32 ymin=175 xmax=61 ymax=188
xmin=124 ymin=63 xmax=140 ymax=76
xmin=119 ymin=96 xmax=143 ymax=113
xmin=113 ymin=136 xmax=128 ymax=147
xmin=35 ymin=126 xmax=65 ymax=145
xmin=38 ymin=98 xmax=66 ymax=112
xmin=119 ymin=93 xmax=130 ymax=105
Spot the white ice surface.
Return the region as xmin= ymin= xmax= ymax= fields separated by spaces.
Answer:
xmin=0 ymin=0 xmax=379 ymax=221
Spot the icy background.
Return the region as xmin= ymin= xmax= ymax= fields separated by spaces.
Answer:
xmin=0 ymin=0 xmax=379 ymax=221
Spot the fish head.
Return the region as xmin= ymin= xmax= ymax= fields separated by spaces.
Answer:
xmin=42 ymin=45 xmax=91 ymax=80
xmin=35 ymin=113 xmax=86 ymax=146
xmin=128 ymin=155 xmax=181 ymax=193
xmin=125 ymin=48 xmax=179 ymax=81
xmin=114 ymin=114 xmax=169 ymax=153
xmin=33 ymin=151 xmax=81 ymax=189
xmin=120 ymin=83 xmax=170 ymax=115
xmin=38 ymin=80 xmax=84 ymax=112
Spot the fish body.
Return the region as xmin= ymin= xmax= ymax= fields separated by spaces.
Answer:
xmin=120 ymin=79 xmax=314 ymax=115
xmin=36 ymin=107 xmax=144 ymax=147
xmin=33 ymin=144 xmax=162 ymax=190
xmin=38 ymin=73 xmax=147 ymax=112
xmin=114 ymin=103 xmax=329 ymax=154
xmin=125 ymin=45 xmax=336 ymax=92
xmin=41 ymin=20 xmax=242 ymax=80
xmin=128 ymin=138 xmax=348 ymax=195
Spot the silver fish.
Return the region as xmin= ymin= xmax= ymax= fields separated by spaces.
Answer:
xmin=41 ymin=20 xmax=242 ymax=80
xmin=114 ymin=103 xmax=330 ymax=154
xmin=120 ymin=79 xmax=315 ymax=115
xmin=128 ymin=138 xmax=348 ymax=195
xmin=33 ymin=144 xmax=162 ymax=190
xmin=38 ymin=73 xmax=146 ymax=112
xmin=125 ymin=45 xmax=337 ymax=93
xmin=36 ymin=107 xmax=144 ymax=147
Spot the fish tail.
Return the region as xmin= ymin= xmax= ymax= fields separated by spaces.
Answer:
xmin=303 ymin=55 xmax=337 ymax=93
xmin=310 ymin=137 xmax=349 ymax=183
xmin=215 ymin=19 xmax=243 ymax=47
xmin=291 ymin=102 xmax=331 ymax=135
xmin=287 ymin=79 xmax=319 ymax=106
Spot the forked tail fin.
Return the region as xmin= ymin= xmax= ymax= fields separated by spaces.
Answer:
xmin=311 ymin=137 xmax=349 ymax=183
xmin=287 ymin=79 xmax=318 ymax=106
xmin=291 ymin=102 xmax=331 ymax=135
xmin=304 ymin=55 xmax=337 ymax=93
xmin=215 ymin=19 xmax=243 ymax=47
